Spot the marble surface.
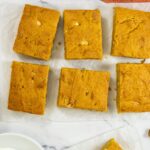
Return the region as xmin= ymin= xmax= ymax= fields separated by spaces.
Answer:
xmin=0 ymin=0 xmax=150 ymax=150
xmin=0 ymin=120 xmax=150 ymax=150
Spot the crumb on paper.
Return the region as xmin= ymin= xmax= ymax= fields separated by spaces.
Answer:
xmin=141 ymin=59 xmax=146 ymax=64
xmin=148 ymin=129 xmax=150 ymax=137
xmin=109 ymin=87 xmax=112 ymax=91
xmin=58 ymin=41 xmax=61 ymax=45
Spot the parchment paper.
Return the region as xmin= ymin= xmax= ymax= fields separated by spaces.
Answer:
xmin=0 ymin=0 xmax=150 ymax=122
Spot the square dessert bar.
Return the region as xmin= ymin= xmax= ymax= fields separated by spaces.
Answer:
xmin=64 ymin=10 xmax=103 ymax=59
xmin=111 ymin=7 xmax=150 ymax=59
xmin=57 ymin=68 xmax=110 ymax=111
xmin=117 ymin=63 xmax=150 ymax=112
xmin=13 ymin=4 xmax=60 ymax=60
xmin=8 ymin=61 xmax=49 ymax=114
xmin=101 ymin=139 xmax=122 ymax=150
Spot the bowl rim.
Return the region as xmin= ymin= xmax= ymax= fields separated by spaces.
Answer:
xmin=0 ymin=132 xmax=43 ymax=150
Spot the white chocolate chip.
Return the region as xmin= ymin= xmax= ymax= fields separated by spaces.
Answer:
xmin=73 ymin=21 xmax=79 ymax=26
xmin=80 ymin=40 xmax=89 ymax=46
xmin=37 ymin=20 xmax=41 ymax=26
xmin=64 ymin=30 xmax=68 ymax=33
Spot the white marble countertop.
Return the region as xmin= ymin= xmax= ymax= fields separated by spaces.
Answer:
xmin=0 ymin=120 xmax=150 ymax=150
xmin=0 ymin=0 xmax=150 ymax=149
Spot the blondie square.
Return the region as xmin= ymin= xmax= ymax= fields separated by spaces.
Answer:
xmin=8 ymin=61 xmax=49 ymax=114
xmin=101 ymin=139 xmax=122 ymax=150
xmin=57 ymin=68 xmax=110 ymax=111
xmin=13 ymin=4 xmax=60 ymax=60
xmin=111 ymin=7 xmax=150 ymax=59
xmin=64 ymin=10 xmax=103 ymax=59
xmin=117 ymin=63 xmax=150 ymax=112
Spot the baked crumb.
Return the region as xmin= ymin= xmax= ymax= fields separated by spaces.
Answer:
xmin=8 ymin=61 xmax=49 ymax=115
xmin=57 ymin=68 xmax=110 ymax=111
xmin=111 ymin=7 xmax=150 ymax=59
xmin=64 ymin=10 xmax=103 ymax=59
xmin=117 ymin=63 xmax=150 ymax=112
xmin=13 ymin=4 xmax=60 ymax=60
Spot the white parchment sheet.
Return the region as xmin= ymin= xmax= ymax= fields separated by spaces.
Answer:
xmin=0 ymin=0 xmax=150 ymax=122
xmin=66 ymin=125 xmax=142 ymax=150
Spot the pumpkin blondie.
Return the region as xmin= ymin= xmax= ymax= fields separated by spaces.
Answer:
xmin=13 ymin=4 xmax=60 ymax=60
xmin=111 ymin=7 xmax=150 ymax=59
xmin=8 ymin=61 xmax=49 ymax=114
xmin=101 ymin=139 xmax=122 ymax=150
xmin=64 ymin=10 xmax=103 ymax=59
xmin=117 ymin=63 xmax=150 ymax=112
xmin=57 ymin=68 xmax=110 ymax=111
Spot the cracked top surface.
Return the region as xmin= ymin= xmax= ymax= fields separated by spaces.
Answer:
xmin=64 ymin=10 xmax=103 ymax=59
xmin=57 ymin=68 xmax=110 ymax=111
xmin=111 ymin=7 xmax=150 ymax=59
xmin=13 ymin=4 xmax=60 ymax=60
xmin=8 ymin=61 xmax=49 ymax=115
xmin=117 ymin=63 xmax=150 ymax=112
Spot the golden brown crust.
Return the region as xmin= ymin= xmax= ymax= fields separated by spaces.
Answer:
xmin=64 ymin=10 xmax=103 ymax=59
xmin=117 ymin=63 xmax=150 ymax=112
xmin=57 ymin=68 xmax=110 ymax=111
xmin=111 ymin=7 xmax=150 ymax=59
xmin=8 ymin=61 xmax=49 ymax=115
xmin=101 ymin=138 xmax=122 ymax=150
xmin=13 ymin=4 xmax=60 ymax=60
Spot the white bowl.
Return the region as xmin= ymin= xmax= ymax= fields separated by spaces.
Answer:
xmin=0 ymin=133 xmax=43 ymax=150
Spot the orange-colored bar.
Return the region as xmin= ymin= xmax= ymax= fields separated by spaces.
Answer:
xmin=104 ymin=0 xmax=150 ymax=2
